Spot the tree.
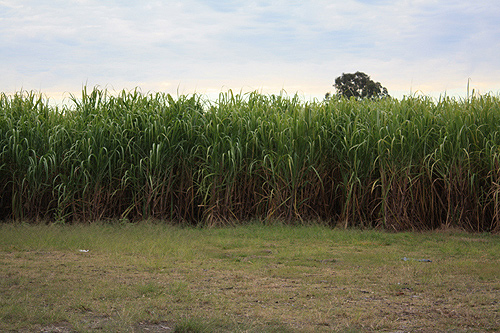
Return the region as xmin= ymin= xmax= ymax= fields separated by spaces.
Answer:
xmin=331 ymin=71 xmax=389 ymax=100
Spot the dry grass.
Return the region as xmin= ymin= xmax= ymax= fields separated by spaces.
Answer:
xmin=1 ymin=222 xmax=499 ymax=332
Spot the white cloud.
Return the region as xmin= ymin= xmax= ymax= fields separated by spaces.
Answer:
xmin=0 ymin=0 xmax=499 ymax=102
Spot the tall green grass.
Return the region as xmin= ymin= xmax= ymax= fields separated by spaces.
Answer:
xmin=1 ymin=87 xmax=500 ymax=231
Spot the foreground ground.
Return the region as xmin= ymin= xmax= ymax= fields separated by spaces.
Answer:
xmin=0 ymin=222 xmax=499 ymax=332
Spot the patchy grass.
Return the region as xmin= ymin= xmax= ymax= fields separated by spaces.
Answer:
xmin=0 ymin=221 xmax=499 ymax=332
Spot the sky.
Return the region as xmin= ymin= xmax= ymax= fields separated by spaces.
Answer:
xmin=1 ymin=0 xmax=500 ymax=104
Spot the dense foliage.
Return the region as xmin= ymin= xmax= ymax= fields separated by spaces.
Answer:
xmin=1 ymin=87 xmax=500 ymax=231
xmin=332 ymin=71 xmax=389 ymax=99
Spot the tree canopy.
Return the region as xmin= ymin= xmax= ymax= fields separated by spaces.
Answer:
xmin=329 ymin=71 xmax=389 ymax=100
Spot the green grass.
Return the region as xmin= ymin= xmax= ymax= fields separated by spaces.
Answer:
xmin=1 ymin=221 xmax=499 ymax=332
xmin=1 ymin=88 xmax=500 ymax=230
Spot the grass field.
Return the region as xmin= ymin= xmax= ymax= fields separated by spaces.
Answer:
xmin=1 ymin=221 xmax=499 ymax=332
